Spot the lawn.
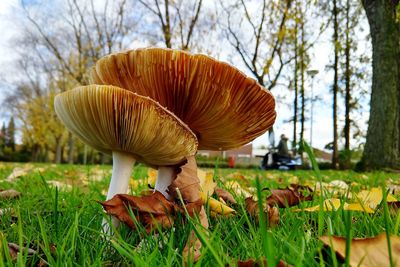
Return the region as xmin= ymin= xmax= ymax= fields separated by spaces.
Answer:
xmin=0 ymin=162 xmax=399 ymax=266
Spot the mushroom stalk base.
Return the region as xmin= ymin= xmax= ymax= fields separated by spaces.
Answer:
xmin=155 ymin=166 xmax=175 ymax=200
xmin=103 ymin=151 xmax=136 ymax=234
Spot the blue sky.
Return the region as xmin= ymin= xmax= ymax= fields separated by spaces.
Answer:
xmin=0 ymin=0 xmax=372 ymax=151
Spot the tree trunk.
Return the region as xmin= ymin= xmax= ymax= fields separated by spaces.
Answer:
xmin=292 ymin=14 xmax=299 ymax=156
xmin=55 ymin=136 xmax=62 ymax=164
xmin=342 ymin=0 xmax=352 ymax=169
xmin=163 ymin=0 xmax=172 ymax=48
xmin=332 ymin=0 xmax=339 ymax=169
xmin=361 ymin=0 xmax=400 ymax=169
xmin=31 ymin=143 xmax=40 ymax=162
xmin=67 ymin=132 xmax=74 ymax=164
xmin=344 ymin=0 xmax=351 ymax=153
xmin=300 ymin=18 xmax=305 ymax=160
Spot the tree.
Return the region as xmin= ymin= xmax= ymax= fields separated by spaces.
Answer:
xmin=329 ymin=0 xmax=340 ymax=169
xmin=0 ymin=122 xmax=6 ymax=156
xmin=340 ymin=0 xmax=366 ymax=168
xmin=220 ymin=0 xmax=293 ymax=90
xmin=8 ymin=0 xmax=138 ymax=163
xmin=360 ymin=0 xmax=400 ymax=169
xmin=6 ymin=117 xmax=16 ymax=152
xmin=137 ymin=0 xmax=207 ymax=51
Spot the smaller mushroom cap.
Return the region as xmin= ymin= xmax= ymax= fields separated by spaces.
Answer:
xmin=54 ymin=85 xmax=198 ymax=166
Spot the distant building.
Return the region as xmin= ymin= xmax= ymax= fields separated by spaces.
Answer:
xmin=312 ymin=148 xmax=332 ymax=162
xmin=198 ymin=143 xmax=253 ymax=159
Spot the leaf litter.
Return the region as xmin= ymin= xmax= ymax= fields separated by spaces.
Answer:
xmin=320 ymin=233 xmax=400 ymax=267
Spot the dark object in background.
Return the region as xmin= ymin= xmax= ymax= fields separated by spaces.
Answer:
xmin=261 ymin=149 xmax=302 ymax=170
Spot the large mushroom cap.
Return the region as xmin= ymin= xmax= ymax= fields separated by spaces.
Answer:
xmin=90 ymin=48 xmax=276 ymax=150
xmin=54 ymin=85 xmax=198 ymax=166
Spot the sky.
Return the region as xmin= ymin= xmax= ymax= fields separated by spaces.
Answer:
xmin=0 ymin=0 xmax=372 ymax=151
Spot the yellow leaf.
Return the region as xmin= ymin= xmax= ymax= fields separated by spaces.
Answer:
xmin=200 ymin=191 xmax=235 ymax=215
xmin=225 ymin=181 xmax=252 ymax=198
xmin=344 ymin=203 xmax=374 ymax=213
xmin=356 ymin=187 xmax=397 ymax=209
xmin=197 ymin=168 xmax=216 ymax=197
xmin=147 ymin=169 xmax=157 ymax=187
xmin=294 ymin=198 xmax=342 ymax=212
xmin=320 ymin=233 xmax=400 ymax=267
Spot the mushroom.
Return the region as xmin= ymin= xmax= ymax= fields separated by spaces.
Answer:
xmin=90 ymin=48 xmax=276 ymax=199
xmin=91 ymin=48 xmax=276 ymax=150
xmin=54 ymin=85 xmax=198 ymax=229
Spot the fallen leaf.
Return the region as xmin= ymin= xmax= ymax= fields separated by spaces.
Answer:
xmin=182 ymin=206 xmax=209 ymax=262
xmin=294 ymin=198 xmax=374 ymax=213
xmin=266 ymin=184 xmax=313 ymax=208
xmin=198 ymin=168 xmax=216 ymax=197
xmin=101 ymin=191 xmax=176 ymax=232
xmin=201 ymin=192 xmax=236 ymax=215
xmin=215 ymin=188 xmax=237 ymax=205
xmin=388 ymin=184 xmax=400 ymax=195
xmin=0 ymin=208 xmax=13 ymax=216
xmin=6 ymin=167 xmax=32 ymax=182
xmin=226 ymin=172 xmax=251 ymax=187
xmin=356 ymin=187 xmax=397 ymax=209
xmin=294 ymin=199 xmax=343 ymax=212
xmin=225 ymin=181 xmax=252 ymax=198
xmin=320 ymin=233 xmax=400 ymax=267
xmin=0 ymin=189 xmax=21 ymax=199
xmin=7 ymin=243 xmax=36 ymax=260
xmin=147 ymin=168 xmax=157 ymax=188
xmin=344 ymin=203 xmax=375 ymax=213
xmin=296 ymin=187 xmax=398 ymax=214
xmin=245 ymin=198 xmax=279 ymax=227
xmin=47 ymin=180 xmax=73 ymax=190
xmin=168 ymin=156 xmax=201 ymax=203
xmin=315 ymin=180 xmax=351 ymax=197
xmin=101 ymin=190 xmax=207 ymax=262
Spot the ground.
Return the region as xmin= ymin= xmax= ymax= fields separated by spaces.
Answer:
xmin=0 ymin=162 xmax=399 ymax=266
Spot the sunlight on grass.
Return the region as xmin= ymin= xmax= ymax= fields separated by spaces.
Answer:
xmin=0 ymin=162 xmax=399 ymax=265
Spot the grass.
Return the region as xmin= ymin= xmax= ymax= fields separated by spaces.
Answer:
xmin=0 ymin=161 xmax=399 ymax=266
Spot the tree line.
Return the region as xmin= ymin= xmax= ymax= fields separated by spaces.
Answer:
xmin=1 ymin=0 xmax=399 ymax=170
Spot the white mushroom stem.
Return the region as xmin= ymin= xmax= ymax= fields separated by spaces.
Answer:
xmin=155 ymin=166 xmax=175 ymax=200
xmin=103 ymin=151 xmax=136 ymax=234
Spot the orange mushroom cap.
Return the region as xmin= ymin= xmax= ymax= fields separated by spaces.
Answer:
xmin=90 ymin=48 xmax=276 ymax=150
xmin=54 ymin=85 xmax=198 ymax=166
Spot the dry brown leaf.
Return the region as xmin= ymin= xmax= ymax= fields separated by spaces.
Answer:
xmin=101 ymin=191 xmax=204 ymax=233
xmin=182 ymin=206 xmax=209 ymax=262
xmin=0 ymin=189 xmax=21 ymax=199
xmin=266 ymin=184 xmax=313 ymax=208
xmin=100 ymin=191 xmax=176 ymax=232
xmin=7 ymin=243 xmax=36 ymax=260
xmin=168 ymin=156 xmax=201 ymax=202
xmin=215 ymin=188 xmax=237 ymax=205
xmin=320 ymin=233 xmax=400 ymax=267
xmin=245 ymin=198 xmax=279 ymax=227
